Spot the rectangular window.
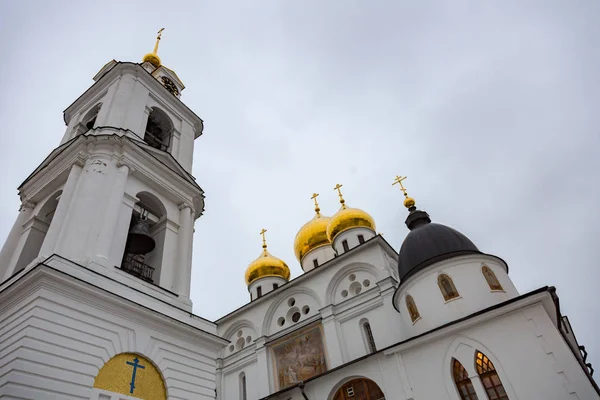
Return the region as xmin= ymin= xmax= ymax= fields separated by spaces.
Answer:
xmin=357 ymin=234 xmax=365 ymax=244
xmin=342 ymin=240 xmax=350 ymax=252
xmin=273 ymin=283 xmax=279 ymax=290
xmin=257 ymin=286 xmax=262 ymax=298
xmin=313 ymin=259 xmax=319 ymax=268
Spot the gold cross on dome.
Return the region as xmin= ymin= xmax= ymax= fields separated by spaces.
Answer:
xmin=392 ymin=175 xmax=408 ymax=196
xmin=333 ymin=183 xmax=346 ymax=206
xmin=311 ymin=193 xmax=319 ymax=207
xmin=259 ymin=228 xmax=268 ymax=249
xmin=153 ymin=28 xmax=165 ymax=54
xmin=311 ymin=193 xmax=322 ymax=214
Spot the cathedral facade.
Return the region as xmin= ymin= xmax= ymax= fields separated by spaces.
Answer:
xmin=0 ymin=36 xmax=597 ymax=400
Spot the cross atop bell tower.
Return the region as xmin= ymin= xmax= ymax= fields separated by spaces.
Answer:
xmin=0 ymin=34 xmax=206 ymax=312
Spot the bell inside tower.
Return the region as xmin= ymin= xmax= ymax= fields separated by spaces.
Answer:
xmin=120 ymin=192 xmax=166 ymax=284
xmin=144 ymin=107 xmax=173 ymax=151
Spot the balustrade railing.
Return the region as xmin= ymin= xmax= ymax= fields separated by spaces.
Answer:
xmin=121 ymin=253 xmax=155 ymax=283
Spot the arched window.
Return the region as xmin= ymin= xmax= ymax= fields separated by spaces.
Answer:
xmin=239 ymin=372 xmax=247 ymax=400
xmin=121 ymin=192 xmax=167 ymax=284
xmin=144 ymin=107 xmax=174 ymax=151
xmin=361 ymin=320 xmax=376 ymax=353
xmin=77 ymin=103 xmax=102 ymax=136
xmin=475 ymin=351 xmax=509 ymax=400
xmin=405 ymin=295 xmax=420 ymax=323
xmin=453 ymin=358 xmax=479 ymax=400
xmin=342 ymin=239 xmax=350 ymax=252
xmin=12 ymin=191 xmax=62 ymax=273
xmin=438 ymin=274 xmax=459 ymax=301
xmin=481 ymin=266 xmax=503 ymax=291
xmin=333 ymin=378 xmax=385 ymax=400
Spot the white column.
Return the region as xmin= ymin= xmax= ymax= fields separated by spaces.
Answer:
xmin=0 ymin=202 xmax=36 ymax=281
xmin=255 ymin=338 xmax=270 ymax=398
xmin=108 ymin=193 xmax=137 ymax=268
xmin=94 ymin=163 xmax=129 ymax=265
xmin=159 ymin=220 xmax=179 ymax=291
xmin=321 ymin=305 xmax=344 ymax=368
xmin=39 ymin=163 xmax=83 ymax=258
xmin=176 ymin=204 xmax=194 ymax=297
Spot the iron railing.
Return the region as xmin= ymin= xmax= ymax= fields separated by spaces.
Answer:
xmin=121 ymin=253 xmax=155 ymax=283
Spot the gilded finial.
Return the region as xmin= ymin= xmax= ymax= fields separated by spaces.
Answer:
xmin=154 ymin=28 xmax=165 ymax=54
xmin=311 ymin=193 xmax=321 ymax=216
xmin=333 ymin=183 xmax=346 ymax=208
xmin=142 ymin=28 xmax=165 ymax=68
xmin=393 ymin=175 xmax=416 ymax=209
xmin=259 ymin=228 xmax=268 ymax=250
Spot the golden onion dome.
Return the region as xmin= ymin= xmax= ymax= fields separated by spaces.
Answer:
xmin=245 ymin=229 xmax=290 ymax=286
xmin=293 ymin=193 xmax=332 ymax=262
xmin=142 ymin=53 xmax=161 ymax=68
xmin=326 ymin=184 xmax=376 ymax=242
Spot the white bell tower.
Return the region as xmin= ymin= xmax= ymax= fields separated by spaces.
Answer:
xmin=0 ymin=30 xmax=203 ymax=312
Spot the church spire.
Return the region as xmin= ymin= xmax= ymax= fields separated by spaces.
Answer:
xmin=142 ymin=28 xmax=165 ymax=68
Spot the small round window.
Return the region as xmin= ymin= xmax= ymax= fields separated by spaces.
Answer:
xmin=292 ymin=312 xmax=301 ymax=323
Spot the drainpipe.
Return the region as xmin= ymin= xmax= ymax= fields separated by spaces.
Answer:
xmin=298 ymin=381 xmax=310 ymax=400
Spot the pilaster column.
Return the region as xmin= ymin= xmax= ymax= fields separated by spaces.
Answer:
xmin=39 ymin=163 xmax=83 ymax=258
xmin=94 ymin=163 xmax=130 ymax=265
xmin=176 ymin=203 xmax=194 ymax=297
xmin=108 ymin=192 xmax=137 ymax=268
xmin=0 ymin=202 xmax=36 ymax=281
xmin=255 ymin=337 xmax=270 ymax=398
xmin=320 ymin=305 xmax=344 ymax=368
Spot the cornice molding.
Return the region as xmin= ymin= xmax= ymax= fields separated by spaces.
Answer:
xmin=0 ymin=264 xmax=228 ymax=351
xmin=64 ymin=63 xmax=203 ymax=137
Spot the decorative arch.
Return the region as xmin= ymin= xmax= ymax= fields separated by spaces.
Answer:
xmin=12 ymin=190 xmax=62 ymax=273
xmin=80 ymin=102 xmax=102 ymax=133
xmin=144 ymin=107 xmax=174 ymax=151
xmin=325 ymin=262 xmax=381 ymax=304
xmin=223 ymin=319 xmax=259 ymax=355
xmin=443 ymin=337 xmax=516 ymax=400
xmin=120 ymin=191 xmax=168 ymax=284
xmin=136 ymin=191 xmax=167 ymax=220
xmin=223 ymin=319 xmax=259 ymax=341
xmin=328 ymin=376 xmax=386 ymax=400
xmin=94 ymin=352 xmax=166 ymax=400
xmin=261 ymin=286 xmax=322 ymax=336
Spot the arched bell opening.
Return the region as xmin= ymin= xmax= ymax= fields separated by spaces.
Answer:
xmin=75 ymin=103 xmax=102 ymax=137
xmin=12 ymin=190 xmax=62 ymax=274
xmin=143 ymin=107 xmax=173 ymax=151
xmin=120 ymin=192 xmax=167 ymax=284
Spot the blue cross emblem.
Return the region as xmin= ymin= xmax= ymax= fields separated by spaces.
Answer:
xmin=126 ymin=357 xmax=145 ymax=394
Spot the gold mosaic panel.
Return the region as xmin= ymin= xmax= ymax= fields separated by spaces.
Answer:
xmin=93 ymin=353 xmax=166 ymax=400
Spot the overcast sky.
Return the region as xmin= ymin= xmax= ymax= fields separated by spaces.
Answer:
xmin=1 ymin=0 xmax=599 ymax=368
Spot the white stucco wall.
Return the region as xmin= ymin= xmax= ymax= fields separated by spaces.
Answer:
xmin=394 ymin=254 xmax=518 ymax=338
xmin=0 ymin=264 xmax=226 ymax=400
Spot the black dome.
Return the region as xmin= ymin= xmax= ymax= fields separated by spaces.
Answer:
xmin=398 ymin=208 xmax=480 ymax=281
